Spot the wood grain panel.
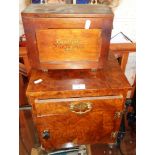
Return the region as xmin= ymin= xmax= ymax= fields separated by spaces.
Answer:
xmin=35 ymin=112 xmax=115 ymax=150
xmin=26 ymin=53 xmax=131 ymax=99
xmin=32 ymin=96 xmax=123 ymax=149
xmin=33 ymin=17 xmax=113 ymax=29
xmin=34 ymin=96 xmax=123 ymax=117
xmin=36 ymin=29 xmax=102 ymax=62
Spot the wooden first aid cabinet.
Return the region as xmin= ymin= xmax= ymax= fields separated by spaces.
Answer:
xmin=23 ymin=4 xmax=130 ymax=151
xmin=22 ymin=4 xmax=113 ymax=70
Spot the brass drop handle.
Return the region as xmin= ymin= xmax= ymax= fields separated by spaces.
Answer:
xmin=70 ymin=102 xmax=92 ymax=115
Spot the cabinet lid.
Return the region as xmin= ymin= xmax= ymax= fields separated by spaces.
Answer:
xmin=22 ymin=4 xmax=113 ymax=18
xmin=26 ymin=52 xmax=131 ymax=98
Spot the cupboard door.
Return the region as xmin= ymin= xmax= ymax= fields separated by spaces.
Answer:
xmin=35 ymin=112 xmax=108 ymax=149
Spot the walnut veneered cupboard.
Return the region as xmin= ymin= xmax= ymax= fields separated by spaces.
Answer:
xmin=26 ymin=53 xmax=131 ymax=150
xmin=22 ymin=4 xmax=113 ymax=70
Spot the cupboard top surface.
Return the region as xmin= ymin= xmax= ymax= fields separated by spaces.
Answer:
xmin=22 ymin=4 xmax=113 ymax=18
xmin=26 ymin=53 xmax=131 ymax=98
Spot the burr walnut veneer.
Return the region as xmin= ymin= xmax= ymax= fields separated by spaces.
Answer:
xmin=26 ymin=53 xmax=131 ymax=150
xmin=22 ymin=4 xmax=113 ymax=70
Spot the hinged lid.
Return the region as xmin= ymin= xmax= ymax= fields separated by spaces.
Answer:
xmin=22 ymin=4 xmax=113 ymax=18
xmin=26 ymin=53 xmax=131 ymax=99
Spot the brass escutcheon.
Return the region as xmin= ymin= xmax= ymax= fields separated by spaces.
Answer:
xmin=70 ymin=102 xmax=92 ymax=115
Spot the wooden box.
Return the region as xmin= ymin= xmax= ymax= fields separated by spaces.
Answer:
xmin=22 ymin=4 xmax=113 ymax=70
xmin=26 ymin=53 xmax=131 ymax=150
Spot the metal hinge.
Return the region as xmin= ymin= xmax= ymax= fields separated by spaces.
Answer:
xmin=111 ymin=131 xmax=118 ymax=139
xmin=91 ymin=68 xmax=97 ymax=72
xmin=114 ymin=111 xmax=124 ymax=119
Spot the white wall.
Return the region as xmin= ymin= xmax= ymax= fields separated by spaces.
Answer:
xmin=111 ymin=0 xmax=136 ymax=97
xmin=19 ymin=0 xmax=30 ymax=36
xmin=112 ymin=0 xmax=136 ymax=42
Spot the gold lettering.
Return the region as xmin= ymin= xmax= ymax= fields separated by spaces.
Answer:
xmin=53 ymin=39 xmax=82 ymax=51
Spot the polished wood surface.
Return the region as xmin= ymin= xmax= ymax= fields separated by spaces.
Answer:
xmin=36 ymin=112 xmax=117 ymax=149
xmin=35 ymin=96 xmax=123 ymax=116
xmin=36 ymin=29 xmax=102 ymax=62
xmin=110 ymin=43 xmax=136 ymax=52
xmin=34 ymin=97 xmax=123 ymax=149
xmin=26 ymin=53 xmax=131 ymax=99
xmin=22 ymin=4 xmax=113 ymax=70
xmin=26 ymin=52 xmax=131 ymax=150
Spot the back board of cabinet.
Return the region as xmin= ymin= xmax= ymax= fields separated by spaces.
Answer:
xmin=22 ymin=4 xmax=113 ymax=70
